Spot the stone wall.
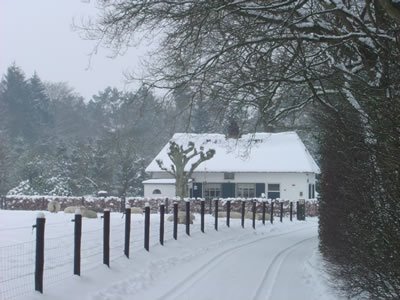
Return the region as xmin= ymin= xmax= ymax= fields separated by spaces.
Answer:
xmin=1 ymin=196 xmax=319 ymax=216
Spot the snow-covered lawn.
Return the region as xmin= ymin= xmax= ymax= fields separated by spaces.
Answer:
xmin=0 ymin=210 xmax=342 ymax=300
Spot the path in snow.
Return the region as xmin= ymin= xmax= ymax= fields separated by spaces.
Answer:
xmin=142 ymin=225 xmax=323 ymax=300
xmin=20 ymin=217 xmax=340 ymax=300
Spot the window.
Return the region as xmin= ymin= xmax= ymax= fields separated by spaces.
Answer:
xmin=224 ymin=172 xmax=235 ymax=180
xmin=308 ymin=184 xmax=315 ymax=199
xmin=267 ymin=184 xmax=280 ymax=199
xmin=204 ymin=183 xmax=221 ymax=198
xmin=236 ymin=183 xmax=256 ymax=198
xmin=152 ymin=189 xmax=161 ymax=195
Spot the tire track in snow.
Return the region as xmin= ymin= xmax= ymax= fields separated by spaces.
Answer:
xmin=253 ymin=236 xmax=317 ymax=300
xmin=157 ymin=224 xmax=317 ymax=300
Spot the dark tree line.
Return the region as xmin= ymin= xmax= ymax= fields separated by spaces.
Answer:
xmin=0 ymin=64 xmax=289 ymax=197
xmin=0 ymin=64 xmax=214 ymax=197
xmin=80 ymin=1 xmax=400 ymax=298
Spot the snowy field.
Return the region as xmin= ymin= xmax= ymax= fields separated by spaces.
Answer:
xmin=0 ymin=210 xmax=343 ymax=300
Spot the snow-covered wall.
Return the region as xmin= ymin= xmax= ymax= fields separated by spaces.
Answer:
xmin=1 ymin=196 xmax=319 ymax=216
xmin=143 ymin=183 xmax=176 ymax=198
xmin=148 ymin=172 xmax=316 ymax=201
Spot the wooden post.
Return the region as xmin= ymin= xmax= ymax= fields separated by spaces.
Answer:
xmin=185 ymin=199 xmax=190 ymax=236
xmin=124 ymin=206 xmax=131 ymax=258
xmin=280 ymin=202 xmax=283 ymax=222
xmin=226 ymin=200 xmax=231 ymax=227
xmin=103 ymin=209 xmax=110 ymax=267
xmin=73 ymin=209 xmax=82 ymax=275
xmin=160 ymin=203 xmax=165 ymax=245
xmin=252 ymin=200 xmax=256 ymax=229
xmin=270 ymin=202 xmax=274 ymax=224
xmin=200 ymin=199 xmax=205 ymax=233
xmin=144 ymin=203 xmax=150 ymax=251
xmin=262 ymin=201 xmax=266 ymax=225
xmin=34 ymin=212 xmax=46 ymax=293
xmin=241 ymin=200 xmax=245 ymax=228
xmin=214 ymin=199 xmax=219 ymax=231
xmin=290 ymin=202 xmax=293 ymax=221
xmin=173 ymin=202 xmax=178 ymax=240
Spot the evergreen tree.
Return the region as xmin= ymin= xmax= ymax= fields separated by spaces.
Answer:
xmin=27 ymin=72 xmax=52 ymax=136
xmin=0 ymin=64 xmax=32 ymax=140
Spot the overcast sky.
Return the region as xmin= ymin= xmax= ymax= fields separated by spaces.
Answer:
xmin=0 ymin=0 xmax=152 ymax=100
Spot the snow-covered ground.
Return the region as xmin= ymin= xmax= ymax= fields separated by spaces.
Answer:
xmin=0 ymin=210 xmax=343 ymax=300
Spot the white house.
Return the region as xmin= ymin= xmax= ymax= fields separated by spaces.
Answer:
xmin=143 ymin=132 xmax=320 ymax=200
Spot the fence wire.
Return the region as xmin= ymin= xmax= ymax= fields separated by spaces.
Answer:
xmin=0 ymin=240 xmax=35 ymax=300
xmin=1 ymin=207 xmax=296 ymax=299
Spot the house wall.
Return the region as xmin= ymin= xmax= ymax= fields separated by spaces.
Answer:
xmin=144 ymin=183 xmax=176 ymax=198
xmin=147 ymin=172 xmax=316 ymax=201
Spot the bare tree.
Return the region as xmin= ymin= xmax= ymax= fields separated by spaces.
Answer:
xmin=156 ymin=141 xmax=215 ymax=199
xmin=80 ymin=2 xmax=400 ymax=297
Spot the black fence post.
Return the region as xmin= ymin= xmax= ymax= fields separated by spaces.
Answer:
xmin=73 ymin=209 xmax=82 ymax=275
xmin=209 ymin=198 xmax=212 ymax=214
xmin=290 ymin=202 xmax=293 ymax=221
xmin=226 ymin=200 xmax=231 ymax=228
xmin=160 ymin=203 xmax=165 ymax=245
xmin=103 ymin=209 xmax=110 ymax=267
xmin=185 ymin=200 xmax=190 ymax=236
xmin=173 ymin=202 xmax=178 ymax=240
xmin=200 ymin=199 xmax=205 ymax=233
xmin=280 ymin=202 xmax=283 ymax=222
xmin=34 ymin=212 xmax=46 ymax=293
xmin=252 ymin=200 xmax=256 ymax=229
xmin=214 ymin=199 xmax=219 ymax=231
xmin=262 ymin=201 xmax=266 ymax=225
xmin=144 ymin=203 xmax=150 ymax=251
xmin=296 ymin=201 xmax=299 ymax=220
xmin=241 ymin=200 xmax=245 ymax=228
xmin=166 ymin=198 xmax=169 ymax=213
xmin=270 ymin=202 xmax=274 ymax=224
xmin=124 ymin=206 xmax=131 ymax=258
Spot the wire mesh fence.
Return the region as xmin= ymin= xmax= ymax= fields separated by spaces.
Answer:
xmin=0 ymin=240 xmax=35 ymax=299
xmin=0 ymin=199 xmax=305 ymax=299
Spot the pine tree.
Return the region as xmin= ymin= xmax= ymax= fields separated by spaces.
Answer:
xmin=0 ymin=64 xmax=31 ymax=140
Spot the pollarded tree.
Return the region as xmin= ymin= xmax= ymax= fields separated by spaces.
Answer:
xmin=156 ymin=141 xmax=215 ymax=199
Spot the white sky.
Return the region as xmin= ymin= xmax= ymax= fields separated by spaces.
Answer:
xmin=0 ymin=0 xmax=153 ymax=100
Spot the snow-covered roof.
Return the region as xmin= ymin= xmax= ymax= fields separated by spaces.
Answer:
xmin=142 ymin=179 xmax=176 ymax=184
xmin=146 ymin=132 xmax=320 ymax=174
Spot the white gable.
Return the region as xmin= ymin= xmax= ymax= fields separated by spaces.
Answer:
xmin=145 ymin=132 xmax=320 ymax=173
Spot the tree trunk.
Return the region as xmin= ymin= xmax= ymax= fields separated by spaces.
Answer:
xmin=175 ymin=174 xmax=187 ymax=199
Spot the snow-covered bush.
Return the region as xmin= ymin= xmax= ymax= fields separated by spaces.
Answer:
xmin=8 ymin=175 xmax=72 ymax=197
xmin=47 ymin=200 xmax=61 ymax=213
xmin=7 ymin=180 xmax=38 ymax=196
xmin=64 ymin=206 xmax=97 ymax=218
xmin=64 ymin=206 xmax=81 ymax=214
xmin=82 ymin=209 xmax=97 ymax=219
xmin=46 ymin=176 xmax=72 ymax=196
xmin=130 ymin=207 xmax=143 ymax=214
xmin=167 ymin=212 xmax=195 ymax=224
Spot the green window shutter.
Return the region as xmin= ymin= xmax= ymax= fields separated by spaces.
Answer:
xmin=256 ymin=183 xmax=265 ymax=197
xmin=193 ymin=183 xmax=203 ymax=198
xmin=222 ymin=183 xmax=235 ymax=198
